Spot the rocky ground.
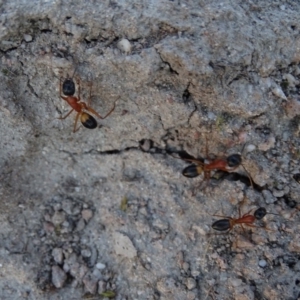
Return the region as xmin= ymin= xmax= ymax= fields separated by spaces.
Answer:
xmin=0 ymin=0 xmax=300 ymax=299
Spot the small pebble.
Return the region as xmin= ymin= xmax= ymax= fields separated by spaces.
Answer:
xmin=272 ymin=86 xmax=287 ymax=100
xmin=83 ymin=272 xmax=98 ymax=294
xmin=262 ymin=190 xmax=276 ymax=204
xmin=230 ymin=278 xmax=242 ymax=287
xmin=75 ymin=218 xmax=86 ymax=232
xmin=139 ymin=139 xmax=153 ymax=152
xmin=81 ymin=249 xmax=92 ymax=258
xmin=245 ymin=144 xmax=256 ymax=153
xmin=283 ymin=74 xmax=297 ymax=87
xmin=258 ymin=259 xmax=267 ymax=268
xmin=272 ymin=189 xmax=285 ymax=198
xmin=96 ymin=262 xmax=106 ymax=270
xmin=186 ymin=278 xmax=196 ymax=290
xmin=52 ymin=266 xmax=67 ymax=288
xmin=23 ymin=34 xmax=33 ymax=42
xmin=51 ymin=211 xmax=66 ymax=225
xmin=117 ymin=38 xmax=132 ymax=54
xmin=52 ymin=248 xmax=64 ymax=264
xmin=82 ymin=209 xmax=93 ymax=222
xmin=182 ymin=262 xmax=190 ymax=273
xmin=43 ymin=221 xmax=55 ymax=233
xmin=98 ymin=280 xmax=107 ymax=294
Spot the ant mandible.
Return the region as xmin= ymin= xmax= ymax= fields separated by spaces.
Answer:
xmin=211 ymin=207 xmax=268 ymax=233
xmin=58 ymin=73 xmax=116 ymax=132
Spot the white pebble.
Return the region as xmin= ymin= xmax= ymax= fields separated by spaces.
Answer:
xmin=117 ymin=38 xmax=132 ymax=54
xmin=23 ymin=34 xmax=33 ymax=42
xmin=96 ymin=263 xmax=106 ymax=270
xmin=245 ymin=144 xmax=256 ymax=153
xmin=283 ymin=74 xmax=297 ymax=87
xmin=258 ymin=259 xmax=267 ymax=268
xmin=272 ymin=86 xmax=287 ymax=100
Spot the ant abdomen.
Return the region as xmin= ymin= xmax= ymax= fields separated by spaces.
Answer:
xmin=226 ymin=154 xmax=242 ymax=168
xmin=80 ymin=113 xmax=97 ymax=129
xmin=62 ymin=78 xmax=76 ymax=96
xmin=182 ymin=165 xmax=203 ymax=178
xmin=211 ymin=219 xmax=231 ymax=231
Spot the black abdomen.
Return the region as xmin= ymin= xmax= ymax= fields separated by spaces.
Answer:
xmin=81 ymin=113 xmax=97 ymax=129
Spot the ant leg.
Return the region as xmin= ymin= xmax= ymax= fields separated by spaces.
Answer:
xmin=75 ymin=76 xmax=81 ymax=101
xmin=73 ymin=112 xmax=81 ymax=133
xmin=241 ymin=164 xmax=254 ymax=189
xmin=205 ymin=134 xmax=209 ymax=158
xmin=244 ymin=223 xmax=274 ymax=232
xmin=191 ymin=177 xmax=207 ymax=196
xmin=87 ymin=81 xmax=93 ymax=107
xmin=192 ymin=171 xmax=210 ymax=195
xmin=57 ymin=109 xmax=74 ymax=120
xmin=87 ymin=99 xmax=117 ymax=119
xmin=170 ymin=153 xmax=205 ymax=166
xmin=240 ymin=224 xmax=247 ymax=234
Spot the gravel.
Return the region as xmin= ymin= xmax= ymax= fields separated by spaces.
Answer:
xmin=0 ymin=0 xmax=300 ymax=299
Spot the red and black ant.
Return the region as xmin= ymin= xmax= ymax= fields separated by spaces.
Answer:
xmin=172 ymin=147 xmax=251 ymax=193
xmin=58 ymin=71 xmax=116 ymax=132
xmin=211 ymin=207 xmax=272 ymax=233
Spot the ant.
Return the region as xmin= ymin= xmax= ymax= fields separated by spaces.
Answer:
xmin=58 ymin=71 xmax=116 ymax=132
xmin=182 ymin=153 xmax=242 ymax=179
xmin=211 ymin=207 xmax=271 ymax=233
xmin=172 ymin=141 xmax=251 ymax=193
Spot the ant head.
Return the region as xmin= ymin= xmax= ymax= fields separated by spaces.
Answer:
xmin=226 ymin=154 xmax=242 ymax=168
xmin=254 ymin=207 xmax=267 ymax=220
xmin=62 ymin=78 xmax=76 ymax=96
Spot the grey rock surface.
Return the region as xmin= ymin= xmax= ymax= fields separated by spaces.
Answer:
xmin=0 ymin=0 xmax=300 ymax=299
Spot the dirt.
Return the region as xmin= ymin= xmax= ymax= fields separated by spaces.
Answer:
xmin=0 ymin=1 xmax=300 ymax=299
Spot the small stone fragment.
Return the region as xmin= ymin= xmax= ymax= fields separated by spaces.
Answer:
xmin=83 ymin=272 xmax=98 ymax=294
xmin=272 ymin=86 xmax=287 ymax=100
xmin=51 ymin=266 xmax=67 ymax=288
xmin=43 ymin=222 xmax=55 ymax=233
xmin=98 ymin=280 xmax=107 ymax=294
xmin=230 ymin=278 xmax=242 ymax=287
xmin=96 ymin=262 xmax=106 ymax=270
xmin=23 ymin=34 xmax=33 ymax=42
xmin=185 ymin=277 xmax=196 ymax=290
xmin=82 ymin=209 xmax=93 ymax=222
xmin=113 ymin=232 xmax=137 ymax=258
xmin=81 ymin=248 xmax=91 ymax=258
xmin=52 ymin=248 xmax=63 ymax=264
xmin=258 ymin=259 xmax=267 ymax=268
xmin=117 ymin=38 xmax=132 ymax=54
xmin=245 ymin=144 xmax=256 ymax=153
xmin=75 ymin=218 xmax=86 ymax=232
xmin=51 ymin=211 xmax=66 ymax=225
xmin=285 ymin=97 xmax=300 ymax=118
xmin=272 ymin=189 xmax=285 ymax=198
xmin=139 ymin=139 xmax=153 ymax=152
xmin=258 ymin=136 xmax=275 ymax=151
xmin=288 ymin=235 xmax=300 ymax=252
xmin=262 ymin=190 xmax=276 ymax=204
